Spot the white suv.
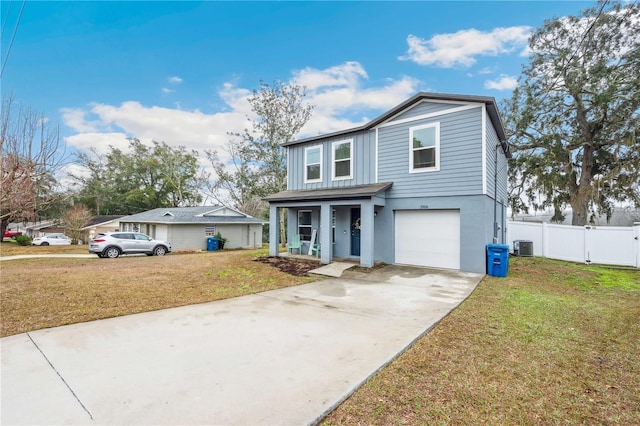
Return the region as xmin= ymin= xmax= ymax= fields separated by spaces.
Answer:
xmin=32 ymin=233 xmax=72 ymax=246
xmin=89 ymin=232 xmax=172 ymax=258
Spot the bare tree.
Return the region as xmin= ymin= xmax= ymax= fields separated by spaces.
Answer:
xmin=63 ymin=204 xmax=92 ymax=244
xmin=1 ymin=94 xmax=66 ymax=236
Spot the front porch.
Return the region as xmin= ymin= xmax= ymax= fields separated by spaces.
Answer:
xmin=264 ymin=183 xmax=392 ymax=268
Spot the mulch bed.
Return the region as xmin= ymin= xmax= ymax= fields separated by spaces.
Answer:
xmin=254 ymin=256 xmax=319 ymax=276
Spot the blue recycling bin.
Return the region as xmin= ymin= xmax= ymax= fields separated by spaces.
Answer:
xmin=207 ymin=237 xmax=219 ymax=251
xmin=486 ymin=243 xmax=509 ymax=277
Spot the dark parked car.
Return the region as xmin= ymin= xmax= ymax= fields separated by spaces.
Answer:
xmin=89 ymin=232 xmax=172 ymax=258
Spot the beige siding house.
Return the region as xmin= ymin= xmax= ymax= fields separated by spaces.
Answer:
xmin=119 ymin=206 xmax=266 ymax=251
xmin=80 ymin=216 xmax=124 ymax=243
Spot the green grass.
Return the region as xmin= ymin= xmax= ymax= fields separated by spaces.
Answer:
xmin=324 ymin=256 xmax=640 ymax=425
xmin=0 ymin=249 xmax=315 ymax=337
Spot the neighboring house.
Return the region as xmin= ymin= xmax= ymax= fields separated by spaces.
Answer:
xmin=81 ymin=215 xmax=125 ymax=243
xmin=512 ymin=207 xmax=640 ymax=227
xmin=25 ymin=221 xmax=66 ymax=238
xmin=264 ymin=92 xmax=511 ymax=273
xmin=119 ymin=206 xmax=266 ymax=251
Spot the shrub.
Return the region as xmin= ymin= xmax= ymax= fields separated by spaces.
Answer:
xmin=214 ymin=232 xmax=227 ymax=249
xmin=15 ymin=235 xmax=32 ymax=246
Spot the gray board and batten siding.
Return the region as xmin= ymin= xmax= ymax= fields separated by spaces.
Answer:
xmin=287 ymin=129 xmax=377 ymax=191
xmin=270 ymin=92 xmax=511 ymax=273
xmin=486 ymin=117 xmax=509 ymax=203
xmin=378 ymin=105 xmax=484 ymax=198
xmin=287 ymin=99 xmax=507 ymax=201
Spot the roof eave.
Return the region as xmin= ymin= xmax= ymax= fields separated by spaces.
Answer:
xmin=283 ymin=92 xmax=510 ymax=157
xmin=264 ymin=182 xmax=393 ymax=203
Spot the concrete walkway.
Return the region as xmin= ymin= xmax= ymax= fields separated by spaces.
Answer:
xmin=309 ymin=261 xmax=356 ymax=277
xmin=0 ymin=254 xmax=97 ymax=261
xmin=1 ymin=266 xmax=483 ymax=425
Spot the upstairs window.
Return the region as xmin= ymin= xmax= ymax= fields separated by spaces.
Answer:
xmin=332 ymin=139 xmax=353 ymax=180
xmin=304 ymin=145 xmax=322 ymax=183
xmin=410 ymin=122 xmax=440 ymax=172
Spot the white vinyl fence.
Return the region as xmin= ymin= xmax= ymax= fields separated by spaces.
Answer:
xmin=507 ymin=221 xmax=640 ymax=268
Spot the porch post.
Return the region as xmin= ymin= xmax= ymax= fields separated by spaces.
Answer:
xmin=360 ymin=200 xmax=374 ymax=267
xmin=269 ymin=204 xmax=280 ymax=257
xmin=320 ymin=203 xmax=332 ymax=264
xmin=634 ymin=222 xmax=640 ymax=269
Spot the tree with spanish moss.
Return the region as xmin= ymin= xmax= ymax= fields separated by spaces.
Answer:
xmin=502 ymin=1 xmax=640 ymax=225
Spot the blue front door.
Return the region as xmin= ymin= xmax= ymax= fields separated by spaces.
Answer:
xmin=350 ymin=208 xmax=361 ymax=256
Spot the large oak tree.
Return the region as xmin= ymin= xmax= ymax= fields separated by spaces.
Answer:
xmin=503 ymin=1 xmax=640 ymax=225
xmin=73 ymin=138 xmax=205 ymax=214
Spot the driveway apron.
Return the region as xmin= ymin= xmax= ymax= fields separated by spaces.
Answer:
xmin=1 ymin=266 xmax=483 ymax=425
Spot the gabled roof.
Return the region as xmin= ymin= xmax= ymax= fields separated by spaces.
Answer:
xmin=284 ymin=92 xmax=510 ymax=157
xmin=264 ymin=182 xmax=393 ymax=202
xmin=25 ymin=221 xmax=63 ymax=231
xmin=82 ymin=215 xmax=125 ymax=228
xmin=122 ymin=206 xmax=267 ymax=225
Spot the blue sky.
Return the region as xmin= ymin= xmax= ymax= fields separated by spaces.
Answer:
xmin=2 ymin=0 xmax=592 ymax=165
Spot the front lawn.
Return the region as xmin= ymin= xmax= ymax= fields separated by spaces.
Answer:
xmin=3 ymin=248 xmax=638 ymax=423
xmin=0 ymin=241 xmax=89 ymax=255
xmin=0 ymin=248 xmax=317 ymax=337
xmin=323 ymin=257 xmax=640 ymax=425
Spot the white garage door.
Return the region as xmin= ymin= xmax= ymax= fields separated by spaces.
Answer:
xmin=395 ymin=210 xmax=460 ymax=270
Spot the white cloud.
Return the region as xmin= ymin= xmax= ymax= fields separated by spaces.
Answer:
xmin=520 ymin=45 xmax=532 ymax=57
xmin=60 ymin=107 xmax=101 ymax=132
xmin=478 ymin=66 xmax=497 ymax=75
xmin=399 ymin=26 xmax=531 ymax=68
xmin=218 ymin=82 xmax=253 ymax=116
xmin=293 ymin=61 xmax=368 ymax=91
xmin=58 ymin=163 xmax=93 ymax=189
xmin=93 ymin=102 xmax=245 ymax=157
xmin=484 ymin=74 xmax=518 ymax=91
xmin=293 ymin=62 xmax=420 ymax=135
xmin=64 ymin=132 xmax=131 ymax=155
xmin=61 ymin=61 xmax=422 ymax=165
xmin=161 ymin=87 xmax=175 ymax=94
xmin=168 ymin=76 xmax=183 ymax=84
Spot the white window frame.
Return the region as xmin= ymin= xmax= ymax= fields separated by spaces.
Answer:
xmin=409 ymin=122 xmax=440 ymax=173
xmin=332 ymin=139 xmax=353 ymax=181
xmin=304 ymin=145 xmax=323 ymax=183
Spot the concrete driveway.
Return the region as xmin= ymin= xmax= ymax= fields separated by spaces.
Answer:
xmin=1 ymin=265 xmax=483 ymax=425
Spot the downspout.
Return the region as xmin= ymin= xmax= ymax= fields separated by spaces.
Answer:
xmin=493 ymin=143 xmax=501 ymax=243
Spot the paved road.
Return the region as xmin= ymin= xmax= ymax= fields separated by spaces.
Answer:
xmin=1 ymin=265 xmax=483 ymax=425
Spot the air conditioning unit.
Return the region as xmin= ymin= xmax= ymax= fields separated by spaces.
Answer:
xmin=513 ymin=240 xmax=533 ymax=257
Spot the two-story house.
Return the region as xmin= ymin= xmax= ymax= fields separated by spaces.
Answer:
xmin=264 ymin=92 xmax=510 ymax=273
